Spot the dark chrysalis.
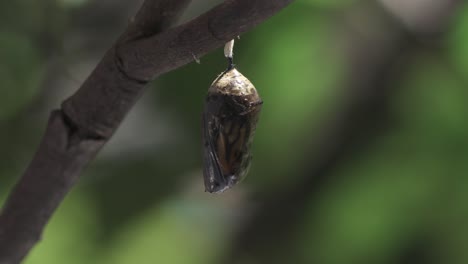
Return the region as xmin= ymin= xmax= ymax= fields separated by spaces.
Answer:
xmin=202 ymin=40 xmax=263 ymax=193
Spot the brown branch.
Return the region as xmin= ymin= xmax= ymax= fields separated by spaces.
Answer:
xmin=0 ymin=0 xmax=294 ymax=263
xmin=62 ymin=0 xmax=294 ymax=138
xmin=124 ymin=0 xmax=191 ymax=40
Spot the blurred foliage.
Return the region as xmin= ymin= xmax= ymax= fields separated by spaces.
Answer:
xmin=302 ymin=0 xmax=359 ymax=8
xmin=25 ymin=190 xmax=99 ymax=264
xmin=0 ymin=0 xmax=66 ymax=122
xmin=449 ymin=7 xmax=468 ymax=77
xmin=1 ymin=1 xmax=468 ymax=264
xmin=0 ymin=32 xmax=42 ymax=122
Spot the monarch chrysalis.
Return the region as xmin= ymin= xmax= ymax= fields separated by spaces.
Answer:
xmin=202 ymin=40 xmax=262 ymax=193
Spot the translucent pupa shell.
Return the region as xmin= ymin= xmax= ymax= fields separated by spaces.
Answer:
xmin=202 ymin=68 xmax=262 ymax=193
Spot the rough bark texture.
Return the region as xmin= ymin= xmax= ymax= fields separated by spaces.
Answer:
xmin=0 ymin=0 xmax=294 ymax=263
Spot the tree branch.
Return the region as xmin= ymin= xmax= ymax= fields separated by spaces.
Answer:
xmin=62 ymin=0 xmax=294 ymax=138
xmin=0 ymin=0 xmax=294 ymax=262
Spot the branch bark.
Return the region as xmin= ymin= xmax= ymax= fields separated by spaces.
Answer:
xmin=0 ymin=0 xmax=294 ymax=263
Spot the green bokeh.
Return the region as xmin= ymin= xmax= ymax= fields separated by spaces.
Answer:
xmin=239 ymin=4 xmax=344 ymax=191
xmin=448 ymin=5 xmax=468 ymax=77
xmin=24 ymin=190 xmax=100 ymax=264
xmin=0 ymin=32 xmax=42 ymax=121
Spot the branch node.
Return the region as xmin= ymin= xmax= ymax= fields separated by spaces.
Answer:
xmin=192 ymin=52 xmax=201 ymax=64
xmin=59 ymin=110 xmax=106 ymax=150
xmin=114 ymin=48 xmax=150 ymax=84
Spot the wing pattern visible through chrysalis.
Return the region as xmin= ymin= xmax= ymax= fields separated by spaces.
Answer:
xmin=202 ymin=111 xmax=228 ymax=192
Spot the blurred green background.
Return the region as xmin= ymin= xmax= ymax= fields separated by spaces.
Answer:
xmin=1 ymin=0 xmax=468 ymax=263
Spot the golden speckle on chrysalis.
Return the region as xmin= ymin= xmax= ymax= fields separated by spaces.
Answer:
xmin=202 ymin=40 xmax=263 ymax=193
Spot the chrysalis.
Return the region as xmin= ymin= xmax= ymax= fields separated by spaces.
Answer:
xmin=202 ymin=40 xmax=263 ymax=193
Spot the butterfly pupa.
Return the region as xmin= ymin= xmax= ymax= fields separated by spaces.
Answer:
xmin=202 ymin=40 xmax=262 ymax=193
